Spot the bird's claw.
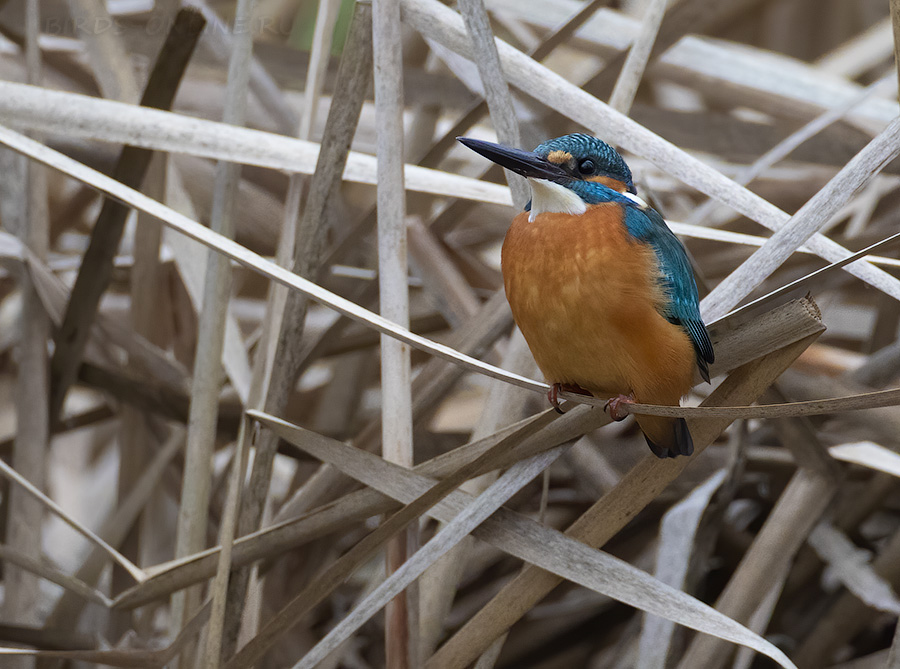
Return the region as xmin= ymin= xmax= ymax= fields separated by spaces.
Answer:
xmin=548 ymin=384 xmax=566 ymax=414
xmin=604 ymin=393 xmax=635 ymax=421
xmin=548 ymin=383 xmax=592 ymax=414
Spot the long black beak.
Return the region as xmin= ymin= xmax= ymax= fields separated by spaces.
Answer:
xmin=457 ymin=137 xmax=570 ymax=183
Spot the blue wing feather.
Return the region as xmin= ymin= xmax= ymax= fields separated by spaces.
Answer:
xmin=622 ymin=204 xmax=715 ymax=380
xmin=564 ymin=180 xmax=715 ymax=380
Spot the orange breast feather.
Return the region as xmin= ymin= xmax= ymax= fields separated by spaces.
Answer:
xmin=501 ymin=204 xmax=696 ymax=407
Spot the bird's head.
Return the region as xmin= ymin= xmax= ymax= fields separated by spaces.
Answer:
xmin=533 ymin=133 xmax=635 ymax=194
xmin=458 ymin=133 xmax=637 ymax=220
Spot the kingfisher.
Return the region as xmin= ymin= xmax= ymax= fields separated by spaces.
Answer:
xmin=458 ymin=133 xmax=714 ymax=458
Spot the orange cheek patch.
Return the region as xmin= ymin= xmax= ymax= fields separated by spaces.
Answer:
xmin=588 ymin=175 xmax=628 ymax=192
xmin=547 ymin=150 xmax=573 ymax=164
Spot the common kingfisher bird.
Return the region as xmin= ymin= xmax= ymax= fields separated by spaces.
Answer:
xmin=458 ymin=133 xmax=714 ymax=458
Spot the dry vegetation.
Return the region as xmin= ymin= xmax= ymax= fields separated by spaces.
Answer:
xmin=0 ymin=0 xmax=899 ymax=667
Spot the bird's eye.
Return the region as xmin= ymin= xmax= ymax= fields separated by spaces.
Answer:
xmin=577 ymin=159 xmax=595 ymax=175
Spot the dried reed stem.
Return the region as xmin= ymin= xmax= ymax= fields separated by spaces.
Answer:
xmin=701 ymin=115 xmax=900 ymax=321
xmin=5 ymin=0 xmax=49 ymax=637
xmin=400 ymin=0 xmax=900 ymax=302
xmin=373 ymin=0 xmax=415 ymax=661
xmin=607 ymin=0 xmax=668 ymax=115
xmin=171 ymin=0 xmax=255 ymax=646
xmin=428 ymin=330 xmax=822 ymax=668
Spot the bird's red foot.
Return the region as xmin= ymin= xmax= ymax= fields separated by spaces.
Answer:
xmin=605 ymin=393 xmax=635 ymax=421
xmin=548 ymin=383 xmax=593 ymax=414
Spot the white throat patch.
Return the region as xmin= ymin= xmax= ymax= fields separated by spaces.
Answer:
xmin=621 ymin=190 xmax=649 ymax=209
xmin=527 ymin=178 xmax=587 ymax=222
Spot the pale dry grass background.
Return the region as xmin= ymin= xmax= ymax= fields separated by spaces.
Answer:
xmin=0 ymin=0 xmax=899 ymax=667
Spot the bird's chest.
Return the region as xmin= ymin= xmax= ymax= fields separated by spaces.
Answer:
xmin=502 ymin=206 xmax=662 ymax=322
xmin=500 ymin=206 xmax=664 ymax=387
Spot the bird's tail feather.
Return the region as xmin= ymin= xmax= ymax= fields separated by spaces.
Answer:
xmin=636 ymin=415 xmax=693 ymax=458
